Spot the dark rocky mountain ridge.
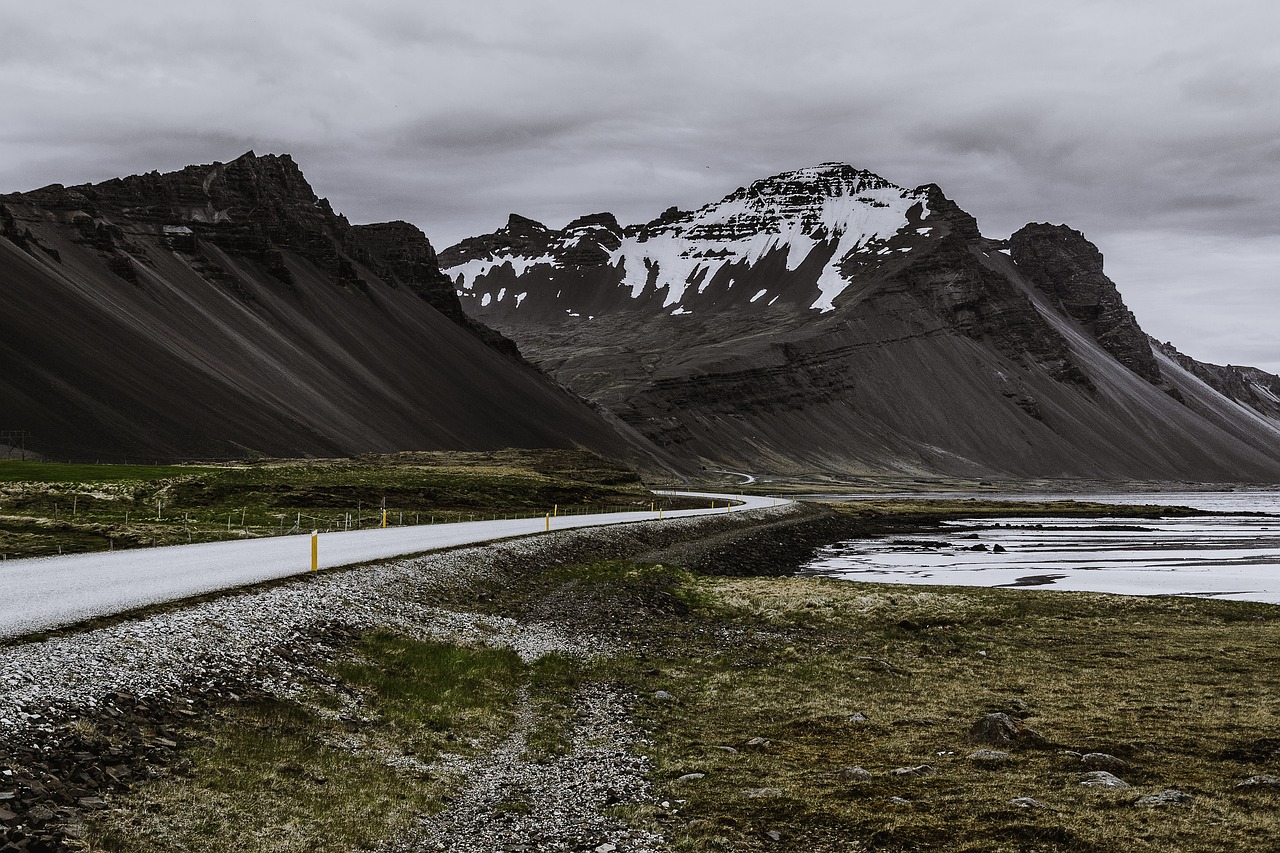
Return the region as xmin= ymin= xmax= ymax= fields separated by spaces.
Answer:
xmin=0 ymin=152 xmax=668 ymax=468
xmin=441 ymin=163 xmax=1280 ymax=482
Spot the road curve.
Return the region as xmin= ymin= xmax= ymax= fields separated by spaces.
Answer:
xmin=0 ymin=491 xmax=788 ymax=640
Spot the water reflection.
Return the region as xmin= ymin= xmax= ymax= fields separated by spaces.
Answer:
xmin=800 ymin=491 xmax=1280 ymax=603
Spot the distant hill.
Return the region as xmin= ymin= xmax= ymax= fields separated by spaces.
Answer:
xmin=440 ymin=163 xmax=1280 ymax=482
xmin=0 ymin=152 xmax=668 ymax=470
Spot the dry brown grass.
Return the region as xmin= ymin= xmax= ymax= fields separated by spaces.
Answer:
xmin=630 ymin=575 xmax=1280 ymax=851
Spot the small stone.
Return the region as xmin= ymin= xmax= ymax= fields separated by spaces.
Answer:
xmin=595 ymin=844 xmax=618 ymax=853
xmin=1081 ymin=752 xmax=1129 ymax=772
xmin=712 ymin=745 xmax=739 ymax=755
xmin=675 ymin=773 xmax=705 ymax=783
xmin=1079 ymin=771 xmax=1130 ymax=789
xmin=653 ymin=690 xmax=675 ymax=701
xmin=743 ymin=787 xmax=784 ymax=798
xmin=968 ymin=749 xmax=1010 ymax=762
xmin=745 ymin=736 xmax=772 ymax=748
xmin=839 ymin=766 xmax=872 ymax=781
xmin=763 ymin=830 xmax=782 ymax=841
xmin=1010 ymin=796 xmax=1047 ymax=809
xmin=1137 ymin=789 xmax=1193 ymax=806
xmin=1237 ymin=775 xmax=1280 ymax=787
xmin=847 ymin=712 xmax=868 ymax=723
xmin=888 ymin=796 xmax=911 ymax=803
xmin=28 ymin=804 xmax=56 ymax=822
xmin=890 ymin=764 xmax=936 ymax=777
xmin=969 ymin=712 xmax=1041 ymax=745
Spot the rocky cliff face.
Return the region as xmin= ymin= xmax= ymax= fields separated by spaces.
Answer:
xmin=1009 ymin=224 xmax=1165 ymax=387
xmin=440 ymin=164 xmax=1280 ymax=482
xmin=0 ymin=154 xmax=667 ymax=467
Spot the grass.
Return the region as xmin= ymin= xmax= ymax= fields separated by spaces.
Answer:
xmin=0 ymin=449 xmax=687 ymax=559
xmin=83 ymin=634 xmax=529 ymax=853
xmin=620 ymin=574 xmax=1280 ymax=851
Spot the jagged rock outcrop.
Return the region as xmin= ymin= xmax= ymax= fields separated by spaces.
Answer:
xmin=0 ymin=153 xmax=671 ymax=468
xmin=1152 ymin=339 xmax=1280 ymax=422
xmin=1009 ymin=223 xmax=1163 ymax=386
xmin=440 ymin=163 xmax=1280 ymax=481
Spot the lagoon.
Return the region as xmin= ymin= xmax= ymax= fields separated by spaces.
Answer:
xmin=802 ymin=490 xmax=1280 ymax=603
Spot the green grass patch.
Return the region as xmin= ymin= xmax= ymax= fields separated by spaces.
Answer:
xmin=0 ymin=449 xmax=676 ymax=559
xmin=333 ymin=631 xmax=524 ymax=757
xmin=83 ymin=633 xmax=530 ymax=853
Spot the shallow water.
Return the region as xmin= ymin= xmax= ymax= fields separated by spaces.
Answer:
xmin=801 ymin=491 xmax=1280 ymax=603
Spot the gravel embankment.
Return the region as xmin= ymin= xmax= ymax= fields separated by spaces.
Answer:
xmin=0 ymin=505 xmax=800 ymax=851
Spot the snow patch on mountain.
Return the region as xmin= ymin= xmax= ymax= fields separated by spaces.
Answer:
xmin=615 ymin=165 xmax=928 ymax=312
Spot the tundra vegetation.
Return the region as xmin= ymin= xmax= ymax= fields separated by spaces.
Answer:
xmin=0 ymin=450 xmax=690 ymax=560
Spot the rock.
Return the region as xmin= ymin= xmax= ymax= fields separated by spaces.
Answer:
xmin=1137 ymin=789 xmax=1193 ymax=806
xmin=1237 ymin=775 xmax=1280 ymax=788
xmin=594 ymin=844 xmax=617 ymax=853
xmin=847 ymin=712 xmax=868 ymax=723
xmin=675 ymin=773 xmax=705 ymax=783
xmin=888 ymin=796 xmax=912 ymax=804
xmin=711 ymin=745 xmax=738 ymax=755
xmin=968 ymin=712 xmax=1042 ymax=745
xmin=653 ymin=690 xmax=675 ymax=701
xmin=745 ymin=736 xmax=772 ymax=748
xmin=1080 ymin=752 xmax=1129 ymax=772
xmin=838 ymin=766 xmax=872 ymax=781
xmin=742 ymin=787 xmax=784 ymax=798
xmin=763 ymin=829 xmax=782 ymax=841
xmin=1079 ymin=771 xmax=1130 ymax=789
xmin=890 ymin=764 xmax=936 ymax=777
xmin=968 ymin=749 xmax=1010 ymax=762
xmin=1010 ymin=796 xmax=1047 ymax=809
xmin=1010 ymin=223 xmax=1164 ymax=386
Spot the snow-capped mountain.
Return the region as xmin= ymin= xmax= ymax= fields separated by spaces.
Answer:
xmin=442 ymin=163 xmax=953 ymax=320
xmin=441 ymin=164 xmax=1280 ymax=482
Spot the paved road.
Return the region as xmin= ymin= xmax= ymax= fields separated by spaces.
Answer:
xmin=0 ymin=491 xmax=787 ymax=640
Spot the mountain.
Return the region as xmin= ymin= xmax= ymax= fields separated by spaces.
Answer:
xmin=439 ymin=163 xmax=1280 ymax=482
xmin=0 ymin=152 xmax=667 ymax=468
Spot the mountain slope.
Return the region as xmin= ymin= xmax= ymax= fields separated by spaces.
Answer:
xmin=0 ymin=153 xmax=667 ymax=468
xmin=440 ymin=164 xmax=1280 ymax=482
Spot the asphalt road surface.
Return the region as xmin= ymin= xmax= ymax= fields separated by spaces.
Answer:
xmin=0 ymin=491 xmax=786 ymax=640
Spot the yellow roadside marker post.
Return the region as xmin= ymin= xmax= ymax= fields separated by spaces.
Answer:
xmin=545 ymin=513 xmax=550 ymax=531
xmin=310 ymin=530 xmax=318 ymax=572
xmin=381 ymin=509 xmax=387 ymax=528
xmin=554 ymin=504 xmax=558 ymax=517
xmin=659 ymin=507 xmax=663 ymax=519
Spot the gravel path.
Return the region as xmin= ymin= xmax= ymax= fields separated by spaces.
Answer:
xmin=386 ymin=685 xmax=663 ymax=853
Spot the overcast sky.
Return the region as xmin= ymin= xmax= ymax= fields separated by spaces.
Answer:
xmin=2 ymin=0 xmax=1277 ymax=371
